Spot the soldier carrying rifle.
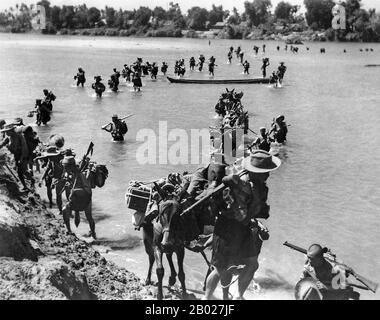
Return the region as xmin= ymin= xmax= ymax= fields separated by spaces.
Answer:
xmin=284 ymin=241 xmax=378 ymax=300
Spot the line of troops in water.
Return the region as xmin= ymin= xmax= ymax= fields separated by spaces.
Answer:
xmin=124 ymin=88 xmax=377 ymax=300
xmin=174 ymin=51 xmax=286 ymax=85
xmin=241 ymin=42 xmax=376 ymax=55
xmin=71 ymin=46 xmax=289 ymax=144
xmin=213 ymin=88 xmax=288 ymax=155
xmin=77 ymin=51 xmax=288 ymax=103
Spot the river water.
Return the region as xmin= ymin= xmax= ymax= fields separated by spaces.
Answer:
xmin=0 ymin=34 xmax=379 ymax=300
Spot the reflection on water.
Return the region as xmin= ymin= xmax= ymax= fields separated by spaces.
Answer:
xmin=1 ymin=34 xmax=380 ymax=299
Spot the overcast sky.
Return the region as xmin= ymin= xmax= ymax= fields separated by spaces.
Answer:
xmin=1 ymin=0 xmax=379 ymax=14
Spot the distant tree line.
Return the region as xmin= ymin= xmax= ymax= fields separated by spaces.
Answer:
xmin=0 ymin=0 xmax=379 ymax=41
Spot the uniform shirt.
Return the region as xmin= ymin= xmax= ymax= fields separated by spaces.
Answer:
xmin=0 ymin=132 xmax=28 ymax=162
xmin=221 ymin=174 xmax=255 ymax=223
xmin=77 ymin=71 xmax=85 ymax=81
xmin=272 ymin=122 xmax=288 ymax=142
xmin=109 ymin=121 xmax=126 ymax=140
xmin=46 ymin=157 xmax=64 ymax=180
xmin=253 ymin=136 xmax=271 ymax=152
xmin=278 ymin=65 xmax=287 ymax=77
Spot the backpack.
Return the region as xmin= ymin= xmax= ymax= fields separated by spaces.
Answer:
xmin=119 ymin=121 xmax=128 ymax=135
xmin=85 ymin=166 xmax=97 ymax=189
xmin=95 ymin=164 xmax=108 ymax=188
xmin=22 ymin=126 xmax=40 ymax=158
xmin=50 ymin=93 xmax=56 ymax=101
xmin=85 ymin=163 xmax=108 ymax=188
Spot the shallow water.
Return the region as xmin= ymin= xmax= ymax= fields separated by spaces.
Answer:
xmin=1 ymin=34 xmax=379 ymax=299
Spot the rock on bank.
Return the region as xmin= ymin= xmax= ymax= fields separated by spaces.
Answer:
xmin=0 ymin=151 xmax=153 ymax=300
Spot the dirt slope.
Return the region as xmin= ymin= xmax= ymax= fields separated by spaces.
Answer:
xmin=0 ymin=151 xmax=179 ymax=300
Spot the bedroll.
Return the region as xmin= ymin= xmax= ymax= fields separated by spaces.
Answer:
xmin=85 ymin=163 xmax=109 ymax=189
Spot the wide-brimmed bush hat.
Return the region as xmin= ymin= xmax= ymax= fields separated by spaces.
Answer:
xmin=242 ymin=150 xmax=281 ymax=173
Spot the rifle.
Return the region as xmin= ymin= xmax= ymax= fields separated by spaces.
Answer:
xmin=1 ymin=161 xmax=20 ymax=183
xmin=180 ymin=169 xmax=248 ymax=217
xmin=101 ymin=114 xmax=134 ymax=130
xmin=283 ymin=241 xmax=378 ymax=293
xmin=247 ymin=128 xmax=258 ymax=136
xmin=153 ymin=182 xmax=167 ymax=201
xmin=79 ymin=142 xmax=94 ymax=172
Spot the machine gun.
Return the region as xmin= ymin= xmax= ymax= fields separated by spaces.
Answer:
xmin=283 ymin=241 xmax=378 ymax=293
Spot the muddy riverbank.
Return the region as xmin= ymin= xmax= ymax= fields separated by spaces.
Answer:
xmin=0 ymin=151 xmax=182 ymax=300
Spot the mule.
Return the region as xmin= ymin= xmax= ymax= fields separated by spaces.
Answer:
xmin=141 ymin=221 xmax=180 ymax=289
xmin=153 ymin=199 xmax=187 ymax=300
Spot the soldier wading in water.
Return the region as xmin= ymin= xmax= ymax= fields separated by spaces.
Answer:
xmin=101 ymin=114 xmax=128 ymax=142
xmin=92 ymin=76 xmax=106 ymax=98
xmin=74 ymin=67 xmax=86 ymax=87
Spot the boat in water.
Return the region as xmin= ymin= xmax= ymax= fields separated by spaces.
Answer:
xmin=167 ymin=76 xmax=273 ymax=84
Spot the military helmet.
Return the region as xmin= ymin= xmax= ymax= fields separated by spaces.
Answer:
xmin=62 ymin=156 xmax=76 ymax=167
xmin=307 ymin=244 xmax=324 ymax=259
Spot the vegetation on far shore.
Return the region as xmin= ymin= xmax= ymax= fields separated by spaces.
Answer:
xmin=1 ymin=0 xmax=380 ymax=42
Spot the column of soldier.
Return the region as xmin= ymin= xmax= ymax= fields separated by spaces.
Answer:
xmin=0 ymin=92 xmax=108 ymax=240
xmin=127 ymin=88 xmax=284 ymax=300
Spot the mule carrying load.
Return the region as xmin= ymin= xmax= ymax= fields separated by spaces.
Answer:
xmin=211 ymin=88 xmax=251 ymax=164
xmin=125 ymin=181 xmax=152 ymax=229
xmin=125 ymin=174 xmax=202 ymax=240
xmin=125 ymin=170 xmax=217 ymax=300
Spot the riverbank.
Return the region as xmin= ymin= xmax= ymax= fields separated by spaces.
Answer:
xmin=0 ymin=151 xmax=182 ymax=300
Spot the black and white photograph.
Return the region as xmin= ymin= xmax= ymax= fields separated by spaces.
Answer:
xmin=0 ymin=0 xmax=379 ymax=306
